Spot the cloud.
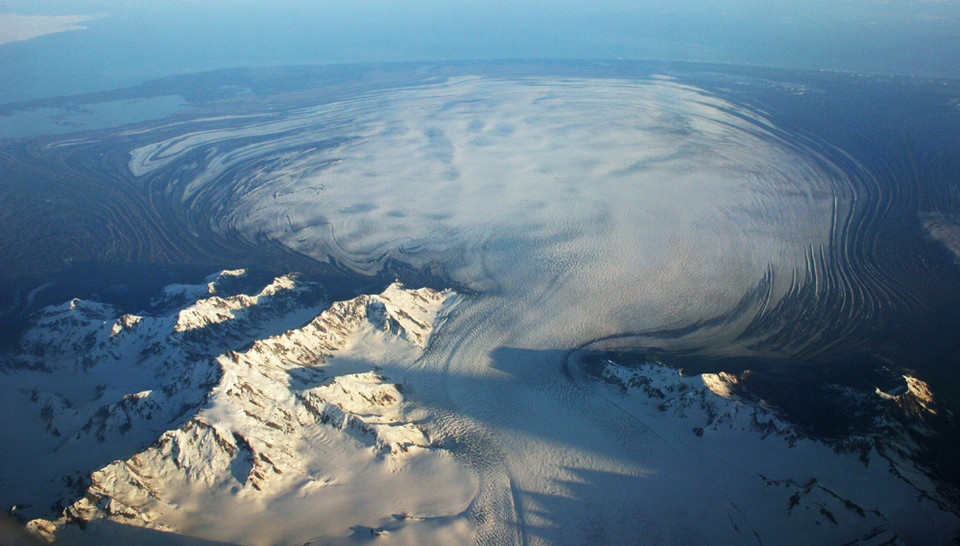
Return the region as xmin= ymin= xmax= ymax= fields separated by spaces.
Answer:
xmin=0 ymin=13 xmax=104 ymax=46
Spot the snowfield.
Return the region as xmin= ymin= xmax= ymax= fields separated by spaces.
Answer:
xmin=1 ymin=272 xmax=955 ymax=544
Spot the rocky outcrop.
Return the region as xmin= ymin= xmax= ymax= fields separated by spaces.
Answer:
xmin=1 ymin=272 xmax=469 ymax=543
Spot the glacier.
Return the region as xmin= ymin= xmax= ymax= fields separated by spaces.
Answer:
xmin=0 ymin=271 xmax=955 ymax=544
xmin=3 ymin=66 xmax=960 ymax=544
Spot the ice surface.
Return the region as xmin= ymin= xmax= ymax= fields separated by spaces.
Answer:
xmin=130 ymin=76 xmax=844 ymax=352
xmin=11 ymin=75 xmax=956 ymax=544
xmin=114 ymin=76 xmax=960 ymax=543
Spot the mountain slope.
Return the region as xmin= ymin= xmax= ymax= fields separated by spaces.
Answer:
xmin=1 ymin=272 xmax=476 ymax=545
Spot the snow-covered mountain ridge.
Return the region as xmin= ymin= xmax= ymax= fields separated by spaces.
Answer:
xmin=579 ymin=357 xmax=958 ymax=543
xmin=0 ymin=271 xmax=475 ymax=545
xmin=4 ymin=269 xmax=959 ymax=544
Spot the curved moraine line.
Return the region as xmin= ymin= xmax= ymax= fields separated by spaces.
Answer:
xmin=124 ymin=75 xmax=904 ymax=359
xmin=0 ymin=129 xmax=319 ymax=286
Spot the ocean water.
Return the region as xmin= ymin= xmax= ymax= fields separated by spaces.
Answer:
xmin=2 ymin=0 xmax=960 ymax=104
xmin=0 ymin=95 xmax=186 ymax=138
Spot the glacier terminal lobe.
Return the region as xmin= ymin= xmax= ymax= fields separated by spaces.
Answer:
xmin=7 ymin=68 xmax=958 ymax=544
xmin=128 ymin=75 xmax=890 ymax=356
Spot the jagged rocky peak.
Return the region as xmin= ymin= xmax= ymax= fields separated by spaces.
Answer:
xmin=18 ymin=298 xmax=117 ymax=364
xmin=311 ymin=282 xmax=450 ymax=348
xmin=876 ymin=374 xmax=939 ymax=417
xmin=701 ymin=371 xmax=741 ymax=399
xmin=173 ymin=272 xmax=308 ymax=333
xmin=17 ymin=274 xmax=467 ymax=544
xmin=598 ymin=359 xmax=799 ymax=441
xmin=588 ymin=355 xmax=960 ymax=540
xmin=109 ymin=313 xmax=142 ymax=337
xmin=152 ymin=268 xmax=249 ymax=306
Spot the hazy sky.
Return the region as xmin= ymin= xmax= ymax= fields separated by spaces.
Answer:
xmin=1 ymin=0 xmax=959 ymax=103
